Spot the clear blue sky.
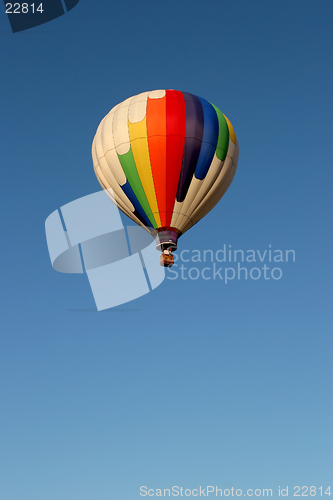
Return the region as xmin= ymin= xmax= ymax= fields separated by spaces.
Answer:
xmin=0 ymin=1 xmax=332 ymax=499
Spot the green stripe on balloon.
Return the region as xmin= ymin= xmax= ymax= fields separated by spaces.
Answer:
xmin=211 ymin=104 xmax=229 ymax=161
xmin=117 ymin=148 xmax=158 ymax=228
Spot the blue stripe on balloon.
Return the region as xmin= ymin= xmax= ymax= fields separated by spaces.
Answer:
xmin=121 ymin=181 xmax=154 ymax=228
xmin=194 ymin=97 xmax=219 ymax=180
xmin=176 ymin=92 xmax=204 ymax=203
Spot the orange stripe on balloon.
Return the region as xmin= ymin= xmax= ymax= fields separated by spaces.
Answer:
xmin=147 ymin=95 xmax=167 ymax=226
xmin=165 ymin=90 xmax=186 ymax=226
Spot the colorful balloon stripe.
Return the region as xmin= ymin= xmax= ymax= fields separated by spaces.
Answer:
xmin=176 ymin=92 xmax=204 ymax=203
xmin=121 ymin=180 xmax=154 ymax=229
xmin=165 ymin=90 xmax=186 ymax=226
xmin=128 ymin=114 xmax=162 ymax=227
xmin=92 ymin=90 xmax=239 ymax=245
xmin=194 ymin=97 xmax=219 ymax=180
xmin=146 ymin=93 xmax=167 ymax=225
xmin=117 ymin=147 xmax=157 ymax=228
xmin=210 ymin=104 xmax=229 ymax=161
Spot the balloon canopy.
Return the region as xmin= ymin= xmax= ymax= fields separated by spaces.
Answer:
xmin=92 ymin=90 xmax=239 ymax=258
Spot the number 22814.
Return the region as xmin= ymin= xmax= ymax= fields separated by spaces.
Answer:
xmin=5 ymin=3 xmax=44 ymax=14
xmin=294 ymin=487 xmax=331 ymax=496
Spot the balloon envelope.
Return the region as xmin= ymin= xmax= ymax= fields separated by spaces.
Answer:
xmin=92 ymin=90 xmax=239 ymax=250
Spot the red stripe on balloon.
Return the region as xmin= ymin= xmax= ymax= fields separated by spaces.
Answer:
xmin=147 ymin=94 xmax=167 ymax=226
xmin=165 ymin=90 xmax=186 ymax=226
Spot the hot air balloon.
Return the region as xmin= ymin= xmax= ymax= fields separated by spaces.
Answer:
xmin=92 ymin=90 xmax=239 ymax=267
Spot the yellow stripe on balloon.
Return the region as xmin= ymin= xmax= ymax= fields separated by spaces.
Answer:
xmin=128 ymin=117 xmax=161 ymax=227
xmin=223 ymin=114 xmax=236 ymax=145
